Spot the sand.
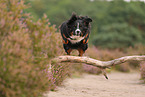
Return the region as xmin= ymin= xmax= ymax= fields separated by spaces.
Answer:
xmin=45 ymin=72 xmax=145 ymax=97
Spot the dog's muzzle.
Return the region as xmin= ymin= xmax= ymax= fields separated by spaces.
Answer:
xmin=75 ymin=29 xmax=81 ymax=36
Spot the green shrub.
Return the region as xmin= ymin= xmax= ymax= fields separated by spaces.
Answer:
xmin=92 ymin=23 xmax=143 ymax=49
xmin=0 ymin=0 xmax=65 ymax=97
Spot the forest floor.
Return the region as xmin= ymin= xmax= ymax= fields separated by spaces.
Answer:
xmin=45 ymin=72 xmax=145 ymax=97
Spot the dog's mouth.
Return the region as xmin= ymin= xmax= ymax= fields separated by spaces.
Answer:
xmin=67 ymin=35 xmax=85 ymax=44
xmin=70 ymin=35 xmax=84 ymax=40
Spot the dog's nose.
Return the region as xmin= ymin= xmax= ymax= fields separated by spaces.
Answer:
xmin=77 ymin=31 xmax=80 ymax=34
xmin=75 ymin=29 xmax=81 ymax=35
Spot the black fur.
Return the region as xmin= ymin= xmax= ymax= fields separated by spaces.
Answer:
xmin=60 ymin=13 xmax=92 ymax=56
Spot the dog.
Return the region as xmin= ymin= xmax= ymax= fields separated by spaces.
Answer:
xmin=60 ymin=13 xmax=92 ymax=56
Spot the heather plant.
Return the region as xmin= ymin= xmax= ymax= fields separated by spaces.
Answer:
xmin=0 ymin=0 xmax=65 ymax=97
xmin=140 ymin=63 xmax=145 ymax=82
xmin=83 ymin=64 xmax=102 ymax=75
xmin=126 ymin=45 xmax=145 ymax=81
xmin=44 ymin=63 xmax=70 ymax=91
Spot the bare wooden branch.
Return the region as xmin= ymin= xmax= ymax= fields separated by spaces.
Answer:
xmin=51 ymin=55 xmax=145 ymax=68
xmin=51 ymin=55 xmax=145 ymax=79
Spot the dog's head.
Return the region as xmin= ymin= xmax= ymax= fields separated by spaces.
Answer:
xmin=67 ymin=13 xmax=92 ymax=37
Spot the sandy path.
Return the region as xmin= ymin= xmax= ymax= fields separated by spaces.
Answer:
xmin=45 ymin=72 xmax=145 ymax=97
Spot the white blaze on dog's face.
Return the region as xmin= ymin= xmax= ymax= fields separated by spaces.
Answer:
xmin=75 ymin=23 xmax=81 ymax=36
xmin=73 ymin=20 xmax=85 ymax=36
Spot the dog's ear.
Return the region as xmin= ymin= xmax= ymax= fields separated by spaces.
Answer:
xmin=85 ymin=18 xmax=92 ymax=23
xmin=67 ymin=13 xmax=77 ymax=26
xmin=84 ymin=17 xmax=92 ymax=26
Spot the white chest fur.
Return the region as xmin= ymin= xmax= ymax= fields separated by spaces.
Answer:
xmin=67 ymin=35 xmax=85 ymax=44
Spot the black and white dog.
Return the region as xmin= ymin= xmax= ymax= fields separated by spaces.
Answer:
xmin=60 ymin=13 xmax=92 ymax=56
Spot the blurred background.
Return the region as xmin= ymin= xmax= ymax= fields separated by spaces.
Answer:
xmin=0 ymin=0 xmax=145 ymax=97
xmin=25 ymin=0 xmax=145 ymax=48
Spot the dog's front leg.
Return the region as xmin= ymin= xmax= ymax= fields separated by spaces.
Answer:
xmin=63 ymin=44 xmax=72 ymax=55
xmin=77 ymin=48 xmax=84 ymax=56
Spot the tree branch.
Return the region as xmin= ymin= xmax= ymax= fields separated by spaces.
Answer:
xmin=51 ymin=55 xmax=145 ymax=68
xmin=51 ymin=55 xmax=145 ymax=79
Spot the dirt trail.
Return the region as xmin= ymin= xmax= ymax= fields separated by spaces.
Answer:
xmin=45 ymin=72 xmax=145 ymax=97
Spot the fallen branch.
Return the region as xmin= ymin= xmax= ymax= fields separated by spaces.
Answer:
xmin=51 ymin=55 xmax=145 ymax=79
xmin=51 ymin=55 xmax=145 ymax=68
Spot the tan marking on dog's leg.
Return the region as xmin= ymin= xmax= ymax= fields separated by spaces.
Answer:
xmin=78 ymin=48 xmax=84 ymax=56
xmin=67 ymin=49 xmax=72 ymax=55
